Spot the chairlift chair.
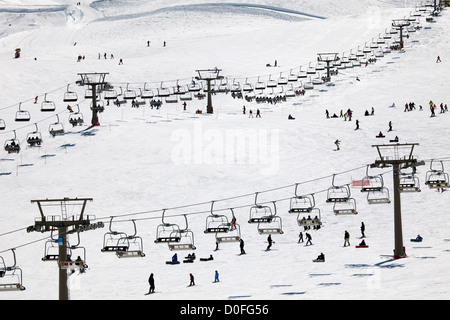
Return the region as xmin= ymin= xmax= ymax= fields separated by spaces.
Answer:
xmin=49 ymin=115 xmax=64 ymax=136
xmin=101 ymin=217 xmax=130 ymax=253
xmin=367 ymin=188 xmax=391 ymax=204
xmin=288 ymin=70 xmax=298 ymax=82
xmin=333 ymin=197 xmax=358 ymax=215
xmin=84 ymin=88 xmax=99 ymax=100
xmin=26 ymin=123 xmax=43 ymax=146
xmin=326 ymin=175 xmax=351 ymax=202
xmin=242 ymin=79 xmax=254 ymax=92
xmin=165 ymin=94 xmax=179 ymax=104
xmin=425 ymin=160 xmax=449 ymax=189
xmin=42 ymin=235 xmax=70 ymax=262
xmin=257 ymin=202 xmax=283 ymax=234
xmin=0 ymin=249 xmax=26 ymax=291
xmin=0 ymin=119 xmax=5 ymax=130
xmin=140 ymin=84 xmax=154 ymax=99
xmin=188 ymin=79 xmax=202 ymax=92
xmin=104 ymin=89 xmax=118 ymax=100
xmin=289 ymin=185 xmax=315 ymax=213
xmin=297 ymin=208 xmax=322 ymax=229
xmin=157 ymin=83 xmax=171 ymax=97
xmin=307 ymin=63 xmax=316 ymax=75
xmin=154 ymin=210 xmax=182 ymax=244
xmin=361 ymin=165 xmax=385 ymax=192
xmin=215 ymin=208 xmax=241 ymax=243
xmin=63 ymin=84 xmax=78 ymax=102
xmin=266 ymin=75 xmax=277 ymax=88
xmin=399 ymin=172 xmax=421 ymax=192
xmin=285 ymin=85 xmax=296 ymax=98
xmin=180 ymin=92 xmax=193 ymax=101
xmin=15 ymin=103 xmax=31 ymax=122
xmin=91 ymin=100 xmax=105 ymax=112
xmin=41 ymin=93 xmax=56 ymax=112
xmin=123 ymin=84 xmax=137 ymax=100
xmin=217 ymin=78 xmax=229 ymax=92
xmin=69 ymin=105 xmax=84 ymax=126
xmin=4 ymin=130 xmax=20 ymax=154
xmin=116 ymin=220 xmax=145 ymax=258
xmin=168 ymin=215 xmax=196 ymax=251
xmin=60 ymin=231 xmax=88 ymax=270
xmin=255 ymin=77 xmax=266 ymax=90
xmin=278 ymin=73 xmax=288 ymax=85
xmin=204 ymin=201 xmax=230 ymax=234
xmin=298 ymin=67 xmax=308 ymax=79
xmin=248 ymin=193 xmax=274 ymax=224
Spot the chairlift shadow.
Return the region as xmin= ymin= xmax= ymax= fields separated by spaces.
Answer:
xmin=0 ymin=172 xmax=12 ymax=176
xmin=41 ymin=154 xmax=56 ymax=158
xmin=60 ymin=143 xmax=76 ymax=148
xmin=18 ymin=163 xmax=34 ymax=167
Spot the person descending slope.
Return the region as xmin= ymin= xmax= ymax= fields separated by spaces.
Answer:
xmin=266 ymin=234 xmax=273 ymax=250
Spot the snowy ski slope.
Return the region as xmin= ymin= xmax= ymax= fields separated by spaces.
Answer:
xmin=0 ymin=0 xmax=449 ymax=301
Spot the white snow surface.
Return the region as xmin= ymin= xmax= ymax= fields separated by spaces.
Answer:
xmin=0 ymin=0 xmax=450 ymax=301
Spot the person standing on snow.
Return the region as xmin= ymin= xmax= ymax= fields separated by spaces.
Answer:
xmin=239 ymin=238 xmax=246 ymax=254
xmin=360 ymin=222 xmax=365 ymax=238
xmin=344 ymin=230 xmax=350 ymax=247
xmin=148 ymin=273 xmax=155 ymax=293
xmin=214 ymin=270 xmax=220 ymax=283
xmin=189 ymin=273 xmax=195 ymax=286
xmin=266 ymin=234 xmax=273 ymax=250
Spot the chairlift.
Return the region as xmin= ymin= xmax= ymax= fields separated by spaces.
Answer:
xmin=188 ymin=78 xmax=202 ymax=92
xmin=242 ymin=79 xmax=254 ymax=92
xmin=154 ymin=209 xmax=182 ymax=244
xmin=248 ymin=192 xmax=274 ymax=224
xmin=174 ymin=81 xmax=187 ymax=95
xmin=0 ymin=119 xmax=5 ymax=130
xmin=399 ymin=171 xmax=421 ymax=192
xmin=255 ymin=77 xmax=266 ymax=90
xmin=0 ymin=249 xmax=26 ymax=291
xmin=367 ymin=188 xmax=391 ymax=204
xmin=157 ymin=82 xmax=171 ymax=97
xmin=165 ymin=94 xmax=179 ymax=104
xmin=84 ymin=88 xmax=99 ymax=100
xmin=168 ymin=215 xmax=196 ymax=251
xmin=60 ymin=231 xmax=88 ymax=271
xmin=266 ymin=75 xmax=277 ymax=88
xmin=204 ymin=201 xmax=230 ymax=234
xmin=230 ymin=80 xmax=241 ymax=93
xmin=278 ymin=73 xmax=288 ymax=85
xmin=288 ymin=70 xmax=298 ymax=82
xmin=26 ymin=123 xmax=43 ymax=146
xmin=298 ymin=67 xmax=307 ymax=79
xmin=15 ymin=103 xmax=31 ymax=122
xmin=215 ymin=208 xmax=241 ymax=243
xmin=333 ymin=197 xmax=358 ymax=215
xmin=91 ymin=100 xmax=105 ymax=112
xmin=42 ymin=231 xmax=69 ymax=261
xmin=63 ymin=84 xmax=78 ymax=102
xmin=180 ymin=92 xmax=193 ymax=101
xmin=425 ymin=160 xmax=449 ymax=189
xmin=116 ymin=220 xmax=146 ymax=258
xmin=217 ymin=78 xmax=229 ymax=92
xmin=326 ymin=174 xmax=351 ymax=202
xmin=69 ymin=105 xmax=84 ymax=126
xmin=41 ymin=93 xmax=56 ymax=112
xmin=285 ymin=85 xmax=296 ymax=98
xmin=289 ymin=185 xmax=315 ymax=213
xmin=49 ymin=114 xmax=64 ymax=136
xmin=104 ymin=88 xmax=118 ymax=100
xmin=297 ymin=208 xmax=322 ymax=230
xmin=257 ymin=202 xmax=283 ymax=235
xmin=306 ymin=62 xmax=316 ymax=75
xmin=123 ymin=84 xmax=137 ymax=100
xmin=101 ymin=217 xmax=129 ymax=253
xmin=140 ymin=83 xmax=154 ymax=99
xmin=4 ymin=130 xmax=20 ymax=154
xmin=361 ymin=165 xmax=385 ymax=192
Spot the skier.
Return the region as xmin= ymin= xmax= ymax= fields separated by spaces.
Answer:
xmin=214 ymin=270 xmax=220 ymax=283
xmin=344 ymin=230 xmax=350 ymax=247
xmin=256 ymin=109 xmax=261 ymax=118
xmin=243 ymin=105 xmax=246 ymax=114
xmin=355 ymin=119 xmax=360 ymax=130
xmin=189 ymin=273 xmax=195 ymax=286
xmin=360 ymin=222 xmax=365 ymax=238
xmin=266 ymin=234 xmax=273 ymax=250
xmin=239 ymin=238 xmax=246 ymax=254
xmin=147 ymin=40 xmax=150 ymax=47
xmin=326 ymin=109 xmax=330 ymax=118
xmin=148 ymin=273 xmax=155 ymax=294
xmin=436 ymin=55 xmax=441 ymax=63
xmin=388 ymin=121 xmax=393 ymax=132
xmin=249 ymin=110 xmax=253 ymax=118
xmin=119 ymin=58 xmax=123 ymax=65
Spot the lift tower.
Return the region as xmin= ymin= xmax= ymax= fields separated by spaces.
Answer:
xmin=28 ymin=198 xmax=101 ymax=300
xmin=78 ymin=73 xmax=108 ymax=126
xmin=195 ymin=69 xmax=223 ymax=114
xmin=370 ymin=143 xmax=424 ymax=259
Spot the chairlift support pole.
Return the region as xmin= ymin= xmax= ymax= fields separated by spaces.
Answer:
xmin=28 ymin=197 xmax=100 ymax=300
xmin=317 ymin=53 xmax=339 ymax=79
xmin=370 ymin=143 xmax=424 ymax=259
xmin=392 ymin=19 xmax=410 ymax=49
xmin=77 ymin=73 xmax=108 ymax=126
xmin=195 ymin=69 xmax=223 ymax=114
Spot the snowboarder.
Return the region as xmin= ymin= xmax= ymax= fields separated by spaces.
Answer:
xmin=325 ymin=109 xmax=330 ymax=118
xmin=360 ymin=222 xmax=365 ymax=238
xmin=214 ymin=270 xmax=220 ymax=283
xmin=388 ymin=121 xmax=393 ymax=132
xmin=148 ymin=273 xmax=155 ymax=293
xmin=355 ymin=119 xmax=360 ymax=130
xmin=239 ymin=238 xmax=246 ymax=254
xmin=305 ymin=232 xmax=312 ymax=246
xmin=189 ymin=273 xmax=195 ymax=286
xmin=315 ymin=252 xmax=325 ymax=262
xmin=172 ymin=253 xmax=178 ymax=263
xmin=335 ymin=139 xmax=341 ymax=151
xmin=266 ymin=234 xmax=273 ymax=250
xmin=298 ymin=231 xmax=304 ymax=243
xmin=344 ymin=230 xmax=350 ymax=247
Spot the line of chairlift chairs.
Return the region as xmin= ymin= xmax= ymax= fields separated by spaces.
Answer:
xmin=1 ymin=159 xmax=447 ymax=292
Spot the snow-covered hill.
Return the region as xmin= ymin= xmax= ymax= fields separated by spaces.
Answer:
xmin=0 ymin=0 xmax=449 ymax=301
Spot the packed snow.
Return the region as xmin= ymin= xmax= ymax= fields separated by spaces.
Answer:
xmin=0 ymin=0 xmax=450 ymax=301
